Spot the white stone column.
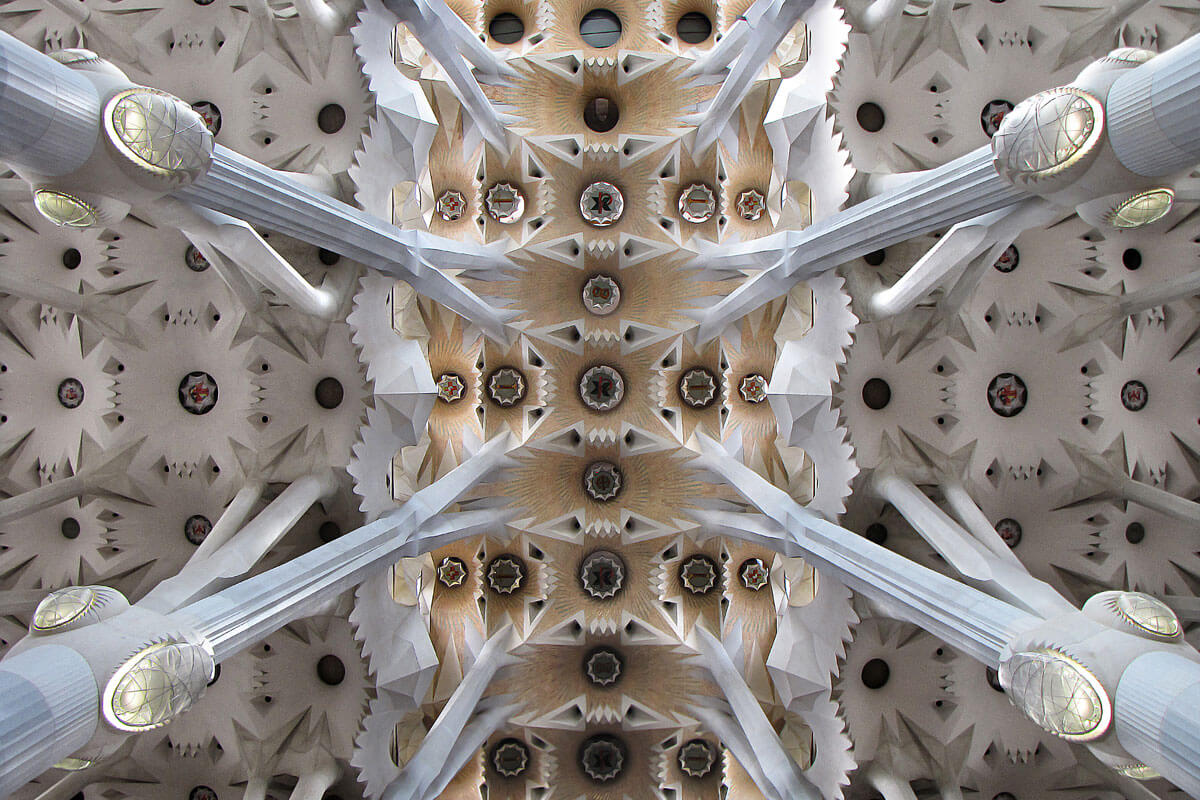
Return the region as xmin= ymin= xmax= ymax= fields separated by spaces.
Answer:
xmin=1062 ymin=269 xmax=1200 ymax=349
xmin=870 ymin=473 xmax=1073 ymax=617
xmin=1107 ymin=31 xmax=1200 ymax=177
xmin=0 ymin=268 xmax=144 ymax=345
xmin=1066 ymin=443 xmax=1200 ymax=525
xmin=287 ymin=760 xmax=341 ymax=800
xmin=0 ymin=31 xmax=99 ymax=178
xmin=692 ymin=0 xmax=817 ymax=155
xmin=689 ymin=434 xmax=1039 ymax=665
xmin=0 ymin=645 xmax=98 ymax=798
xmin=0 ymin=442 xmax=141 ymax=526
xmin=695 ymin=147 xmax=1027 ymax=341
xmin=151 ymin=199 xmax=343 ymax=321
xmin=382 ymin=626 xmax=519 ymax=800
xmin=1113 ymin=651 xmax=1200 ymax=796
xmin=174 ymin=434 xmax=515 ymax=660
xmin=866 ymin=199 xmax=1055 ymax=320
xmin=139 ymin=474 xmax=334 ymax=612
xmin=382 ymin=0 xmax=512 ymax=154
xmin=689 ymin=626 xmax=821 ymax=800
xmin=175 ymin=147 xmax=513 ymax=341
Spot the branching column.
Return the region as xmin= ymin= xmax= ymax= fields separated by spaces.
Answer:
xmin=382 ymin=626 xmax=520 ymax=800
xmin=0 ymin=436 xmax=515 ymax=791
xmin=689 ymin=435 xmax=1200 ymax=793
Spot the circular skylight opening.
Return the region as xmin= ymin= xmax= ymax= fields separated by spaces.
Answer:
xmin=580 ymin=9 xmax=622 ymax=48
xmin=489 ymin=12 xmax=525 ymax=44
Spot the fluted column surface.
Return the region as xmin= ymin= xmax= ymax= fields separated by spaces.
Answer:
xmin=0 ymin=31 xmax=99 ymax=177
xmin=0 ymin=645 xmax=98 ymax=798
xmin=1114 ymin=650 xmax=1200 ymax=796
xmin=1107 ymin=32 xmax=1200 ymax=177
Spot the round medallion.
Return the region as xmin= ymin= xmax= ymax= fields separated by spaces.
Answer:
xmin=678 ymin=739 xmax=717 ymax=778
xmin=485 ymin=182 xmax=525 ymax=224
xmin=491 ymin=739 xmax=530 ymax=777
xmin=679 ymin=555 xmax=718 ymax=594
xmin=487 ymin=367 xmax=527 ymax=407
xmin=678 ymin=184 xmax=716 ymax=223
xmin=679 ymin=368 xmax=717 ymax=408
xmin=739 ymin=374 xmax=768 ymax=404
xmin=57 ymin=378 xmax=85 ymax=409
xmin=32 ymin=586 xmax=96 ymax=632
xmin=105 ymin=89 xmax=213 ymax=182
xmin=486 ymin=555 xmax=526 ymax=595
xmin=103 ymin=640 xmax=214 ymax=732
xmin=986 ymin=373 xmax=1026 ymax=417
xmin=582 ymin=275 xmax=621 ymax=315
xmin=580 ymin=551 xmax=625 ymax=599
xmin=993 ymin=244 xmax=1019 ymax=273
xmin=580 ymin=735 xmax=626 ymax=782
xmin=739 ymin=557 xmax=770 ymax=590
xmin=184 ymin=514 xmax=213 ymax=545
xmin=436 ymin=190 xmax=467 ymax=221
xmin=1108 ymin=188 xmax=1174 ymax=229
xmin=184 ymin=244 xmax=210 ymax=272
xmin=178 ymin=371 xmax=219 ymax=415
xmin=994 ymin=517 xmax=1022 ymax=548
xmin=437 ymin=556 xmax=468 ymax=588
xmin=191 ymin=101 xmax=221 ymax=136
xmin=735 ymin=189 xmax=766 ymax=221
xmin=584 ymin=647 xmax=623 ymax=686
xmin=189 ymin=786 xmax=218 ymax=800
xmin=580 ymin=181 xmax=624 ymax=227
xmin=34 ymin=189 xmax=99 ymax=228
xmin=1113 ymin=592 xmax=1181 ymax=639
xmin=1121 ymin=379 xmax=1148 ymax=411
xmin=991 ymin=88 xmax=1104 ymax=186
xmin=1114 ymin=763 xmax=1159 ymax=781
xmin=436 ymin=372 xmax=466 ymax=403
xmin=1002 ymin=648 xmax=1111 ymax=741
xmin=579 ymin=365 xmax=625 ymax=411
xmin=980 ymin=99 xmax=1014 ymax=137
xmin=583 ymin=461 xmax=623 ymax=502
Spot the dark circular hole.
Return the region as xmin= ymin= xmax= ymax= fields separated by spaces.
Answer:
xmin=861 ymin=658 xmax=890 ymax=689
xmin=862 ymin=377 xmax=891 ymax=410
xmin=61 ymin=248 xmax=82 ymax=270
xmin=985 ymin=667 xmax=1004 ymax=693
xmin=314 ymin=377 xmax=344 ymax=409
xmin=1122 ymin=248 xmax=1142 ymax=270
xmin=60 ymin=517 xmax=81 ymax=540
xmin=489 ymin=12 xmax=525 ymax=44
xmin=580 ymin=9 xmax=622 ymax=47
xmin=676 ymin=11 xmax=712 ymax=43
xmin=864 ymin=523 xmax=887 ymax=544
xmin=316 ymin=654 xmax=346 ymax=685
xmin=319 ymin=520 xmax=343 ymax=542
xmin=317 ymin=248 xmax=341 ymax=266
xmin=583 ymin=97 xmax=620 ymax=132
xmin=207 ymin=663 xmax=221 ymax=687
xmin=316 ymin=103 xmax=346 ymax=134
xmin=863 ymin=249 xmax=886 ymax=266
xmin=856 ymin=102 xmax=885 ymax=133
xmin=1125 ymin=521 xmax=1145 ymax=544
